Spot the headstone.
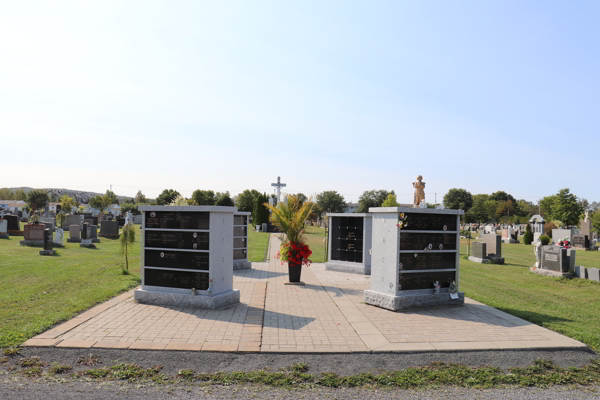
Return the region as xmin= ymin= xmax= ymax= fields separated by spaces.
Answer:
xmin=481 ymin=234 xmax=502 ymax=257
xmin=88 ymin=225 xmax=99 ymax=243
xmin=587 ymin=268 xmax=599 ymax=282
xmin=472 ymin=241 xmax=486 ymax=259
xmin=133 ymin=215 xmax=143 ymax=224
xmin=69 ymin=224 xmax=81 ymax=242
xmin=580 ymin=218 xmax=593 ymax=239
xmin=261 ymin=223 xmax=267 ymax=233
xmin=84 ymin=219 xmax=94 ymax=226
xmin=539 ymin=245 xmax=571 ymax=276
xmin=81 ymin=223 xmax=88 ymax=240
xmin=574 ymin=265 xmax=587 ymax=279
xmin=552 ymin=228 xmax=573 ymax=244
xmin=64 ymin=215 xmax=82 ymax=230
xmin=4 ymin=215 xmax=20 ymax=231
xmin=54 ymin=228 xmax=64 ymax=246
xmin=43 ymin=229 xmax=53 ymax=250
xmin=99 ymin=220 xmax=120 ymax=238
xmin=0 ymin=219 xmax=8 ymax=239
xmin=24 ymin=224 xmax=45 ymax=241
xmin=572 ymin=234 xmax=589 ymax=249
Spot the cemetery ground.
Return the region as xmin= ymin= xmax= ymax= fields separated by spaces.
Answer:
xmin=1 ymin=226 xmax=599 ymax=396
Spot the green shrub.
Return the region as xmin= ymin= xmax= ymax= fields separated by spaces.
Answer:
xmin=539 ymin=235 xmax=551 ymax=245
xmin=460 ymin=230 xmax=471 ymax=239
xmin=523 ymin=224 xmax=533 ymax=245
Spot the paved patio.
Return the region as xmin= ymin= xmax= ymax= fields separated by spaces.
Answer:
xmin=24 ymin=235 xmax=587 ymax=352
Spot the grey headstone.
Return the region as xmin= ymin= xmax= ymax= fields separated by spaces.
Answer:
xmin=69 ymin=224 xmax=81 ymax=240
xmin=82 ymin=223 xmax=89 ymax=240
xmin=552 ymin=228 xmax=573 ymax=244
xmin=572 ymin=235 xmax=589 ymax=249
xmin=574 ymin=265 xmax=587 ymax=279
xmin=588 ymin=268 xmax=599 ymax=282
xmin=541 ymin=245 xmax=569 ymax=272
xmin=481 ymin=234 xmax=502 ymax=257
xmin=566 ymin=248 xmax=577 ymax=271
xmin=472 ymin=242 xmax=487 ymax=259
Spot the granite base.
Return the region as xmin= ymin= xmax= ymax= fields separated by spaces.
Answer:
xmin=325 ymin=262 xmax=371 ymax=275
xmin=468 ymin=256 xmax=491 ymax=264
xmin=364 ymin=290 xmax=465 ymax=311
xmin=8 ymin=230 xmax=24 ymax=236
xmin=233 ymin=260 xmax=252 ymax=270
xmin=530 ymin=267 xmax=573 ymax=278
xmin=99 ymin=234 xmax=120 ymax=239
xmin=0 ymin=233 xmax=8 ymax=239
xmin=134 ymin=289 xmax=240 ymax=309
xmin=39 ymin=250 xmax=57 ymax=256
xmin=67 ymin=238 xmax=81 ymax=243
xmin=19 ymin=240 xmax=44 ymax=247
xmin=80 ymin=242 xmax=96 ymax=248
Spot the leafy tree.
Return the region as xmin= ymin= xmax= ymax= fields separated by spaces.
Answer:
xmin=105 ymin=190 xmax=119 ymax=205
xmin=215 ymin=192 xmax=234 ymax=206
xmin=252 ymin=193 xmax=269 ymax=227
xmin=120 ymin=203 xmax=140 ymax=215
xmin=489 ymin=191 xmax=516 ymax=203
xmin=0 ymin=188 xmax=14 ymax=200
xmin=26 ymin=189 xmax=48 ymax=212
xmin=589 ymin=201 xmax=600 ymax=212
xmin=89 ymin=195 xmax=111 ymax=212
xmin=466 ymin=194 xmax=489 ymax=222
xmin=135 ymin=190 xmax=147 ymax=204
xmin=496 ymin=200 xmax=516 ymax=222
xmin=292 ymin=193 xmax=308 ymax=205
xmin=119 ymin=223 xmax=136 ymax=274
xmin=316 ymin=191 xmax=346 ymax=214
xmin=59 ymin=195 xmax=76 ymax=214
xmin=591 ymin=212 xmax=600 ymax=235
xmin=156 ymin=189 xmax=180 ymax=205
xmin=550 ymin=188 xmax=583 ymax=227
xmin=191 ymin=190 xmax=215 ymax=206
xmin=443 ymin=188 xmax=473 ymax=211
xmin=235 ymin=189 xmax=260 ymax=212
xmin=381 ymin=194 xmax=399 ymax=207
xmin=357 ymin=190 xmax=394 ymax=213
xmin=483 ymin=199 xmax=498 ymax=222
xmin=14 ymin=189 xmax=27 ymax=201
xmin=539 ymin=195 xmax=557 ymax=220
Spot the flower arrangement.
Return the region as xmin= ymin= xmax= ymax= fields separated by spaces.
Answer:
xmin=277 ymin=241 xmax=312 ymax=266
xmin=396 ymin=213 xmax=408 ymax=229
xmin=557 ymin=237 xmax=571 ymax=249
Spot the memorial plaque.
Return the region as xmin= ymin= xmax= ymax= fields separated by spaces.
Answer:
xmin=399 ymin=271 xmax=456 ymax=290
xmin=145 ymin=249 xmax=209 ymax=270
xmin=399 ymin=232 xmax=456 ymax=251
xmin=399 ymin=252 xmax=455 ymax=271
xmin=572 ymin=234 xmax=589 ymax=249
xmin=144 ymin=268 xmax=209 ymax=290
xmin=145 ymin=231 xmax=209 ymax=250
xmin=403 ymin=213 xmax=456 ymax=231
xmin=233 ymin=249 xmax=247 ymax=260
xmin=233 ymin=226 xmax=247 ymax=237
xmin=233 ymin=238 xmax=246 ymax=248
xmin=234 ymin=215 xmax=247 ymax=225
xmin=472 ymin=242 xmax=486 ymax=259
xmin=145 ymin=211 xmax=209 ymax=230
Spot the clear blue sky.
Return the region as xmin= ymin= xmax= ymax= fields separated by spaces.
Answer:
xmin=1 ymin=1 xmax=598 ymax=204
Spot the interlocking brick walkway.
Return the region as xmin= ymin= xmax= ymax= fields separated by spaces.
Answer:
xmin=25 ymin=235 xmax=587 ymax=352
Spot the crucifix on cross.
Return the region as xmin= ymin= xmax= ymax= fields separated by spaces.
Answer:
xmin=271 ymin=176 xmax=287 ymax=203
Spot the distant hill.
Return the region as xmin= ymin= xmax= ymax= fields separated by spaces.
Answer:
xmin=4 ymin=187 xmax=133 ymax=204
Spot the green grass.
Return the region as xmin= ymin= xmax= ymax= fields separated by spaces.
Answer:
xmin=459 ymin=239 xmax=600 ymax=351
xmin=247 ymin=225 xmax=269 ymax=262
xmin=37 ymin=359 xmax=600 ymax=389
xmin=0 ymin=228 xmax=141 ymax=348
xmin=303 ymin=225 xmax=327 ymax=263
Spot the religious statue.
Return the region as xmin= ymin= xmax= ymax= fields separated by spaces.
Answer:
xmin=412 ymin=175 xmax=425 ymax=208
xmin=533 ymin=237 xmax=542 ymax=269
xmin=585 ymin=211 xmax=590 ymax=222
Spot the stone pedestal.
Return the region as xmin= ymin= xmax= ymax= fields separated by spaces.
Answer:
xmin=80 ymin=239 xmax=96 ymax=248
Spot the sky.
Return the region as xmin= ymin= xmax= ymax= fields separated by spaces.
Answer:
xmin=1 ymin=1 xmax=599 ymax=204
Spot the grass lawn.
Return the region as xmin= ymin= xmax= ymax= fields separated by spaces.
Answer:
xmin=303 ymin=225 xmax=327 ymax=263
xmin=459 ymin=238 xmax=600 ymax=351
xmin=247 ymin=225 xmax=269 ymax=262
xmin=0 ymin=227 xmax=141 ymax=348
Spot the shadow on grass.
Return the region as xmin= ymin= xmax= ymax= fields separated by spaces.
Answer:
xmin=494 ymin=307 xmax=574 ymax=326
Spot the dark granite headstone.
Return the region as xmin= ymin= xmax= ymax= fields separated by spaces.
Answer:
xmin=541 ymin=245 xmax=569 ymax=272
xmin=81 ymin=223 xmax=88 ymax=240
xmin=43 ymin=229 xmax=53 ymax=250
xmin=572 ymin=234 xmax=589 ymax=249
xmin=472 ymin=241 xmax=487 ymax=259
xmin=99 ymin=220 xmax=120 ymax=238
xmin=4 ymin=215 xmax=19 ymax=231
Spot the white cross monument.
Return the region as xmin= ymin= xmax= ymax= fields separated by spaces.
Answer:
xmin=271 ymin=176 xmax=286 ymax=203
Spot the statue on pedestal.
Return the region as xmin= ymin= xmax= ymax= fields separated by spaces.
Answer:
xmin=533 ymin=237 xmax=542 ymax=268
xmin=412 ymin=175 xmax=426 ymax=208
